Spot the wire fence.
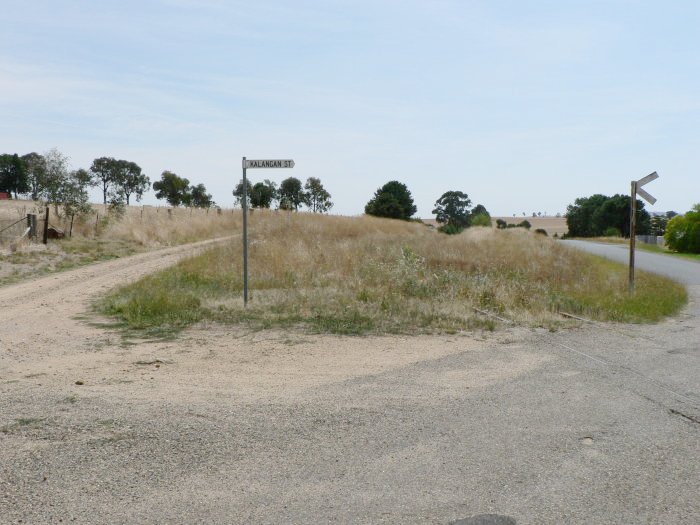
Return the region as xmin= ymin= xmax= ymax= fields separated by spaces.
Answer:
xmin=0 ymin=217 xmax=29 ymax=244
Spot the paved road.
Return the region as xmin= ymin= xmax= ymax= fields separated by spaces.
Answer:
xmin=563 ymin=240 xmax=700 ymax=285
xmin=1 ymin=242 xmax=698 ymax=524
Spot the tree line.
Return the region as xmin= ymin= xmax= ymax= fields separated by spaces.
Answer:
xmin=0 ymin=149 xmax=217 ymax=213
xmin=3 ymin=151 xmax=497 ymax=227
xmin=232 ymin=177 xmax=333 ymax=213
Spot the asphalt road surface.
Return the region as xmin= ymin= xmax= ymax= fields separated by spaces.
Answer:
xmin=0 ymin=241 xmax=698 ymax=524
xmin=563 ymin=239 xmax=700 ymax=285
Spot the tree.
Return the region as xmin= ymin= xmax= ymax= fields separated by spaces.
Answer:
xmin=278 ymin=177 xmax=305 ymax=210
xmin=432 ymin=191 xmax=472 ymax=231
xmin=189 ymin=183 xmax=214 ymax=208
xmin=665 ymin=204 xmax=700 ymax=253
xmin=566 ymin=194 xmax=609 ymax=237
xmin=153 ymin=171 xmax=191 ymax=206
xmin=470 ymin=213 xmax=492 ymax=227
xmin=21 ymin=152 xmax=46 ymax=201
xmin=592 ymin=194 xmax=649 ymax=237
xmin=471 ymin=204 xmax=490 ymax=218
xmin=114 ymin=160 xmax=149 ymax=205
xmin=0 ymin=154 xmax=28 ymax=198
xmin=649 ymin=215 xmax=668 ymax=236
xmin=40 ymin=148 xmax=71 ymax=211
xmin=233 ymin=179 xmax=253 ymax=208
xmin=567 ymin=193 xmax=649 ymax=237
xmin=90 ymin=157 xmax=120 ymax=205
xmin=470 ymin=203 xmax=491 ymax=227
xmin=62 ymin=169 xmax=93 ymax=222
xmin=304 ymin=177 xmax=333 ymax=213
xmin=250 ymin=180 xmax=277 ymax=209
xmin=365 ymin=181 xmax=416 ymax=220
xmin=365 ymin=192 xmax=404 ymax=219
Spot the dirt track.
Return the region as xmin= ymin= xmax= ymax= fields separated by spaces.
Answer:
xmin=1 ymin=239 xmax=698 ymax=524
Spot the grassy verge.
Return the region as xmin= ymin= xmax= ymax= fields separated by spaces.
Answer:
xmin=634 ymin=243 xmax=700 ymax=261
xmin=0 ymin=202 xmax=241 ymax=287
xmin=0 ymin=238 xmax=142 ymax=287
xmin=96 ymin=212 xmax=687 ymax=336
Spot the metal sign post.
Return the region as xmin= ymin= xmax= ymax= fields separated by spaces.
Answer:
xmin=240 ymin=158 xmax=295 ymax=306
xmin=242 ymin=157 xmax=249 ymax=306
xmin=629 ymin=171 xmax=658 ymax=294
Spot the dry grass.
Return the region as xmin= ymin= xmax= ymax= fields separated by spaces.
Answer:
xmin=1 ymin=199 xmax=241 ymax=247
xmin=1 ymin=199 xmax=242 ymax=285
xmin=98 ymin=210 xmax=687 ymax=335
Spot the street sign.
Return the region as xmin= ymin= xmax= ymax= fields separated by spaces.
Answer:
xmin=635 ymin=171 xmax=658 ymax=205
xmin=629 ymin=171 xmax=659 ymax=293
xmin=244 ymin=159 xmax=295 ymax=169
xmin=636 ymin=186 xmax=657 ymax=205
xmin=239 ymin=156 xmax=295 ymax=307
xmin=636 ymin=171 xmax=659 ymax=188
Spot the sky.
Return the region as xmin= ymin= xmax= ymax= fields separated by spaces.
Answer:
xmin=1 ymin=0 xmax=698 ymax=217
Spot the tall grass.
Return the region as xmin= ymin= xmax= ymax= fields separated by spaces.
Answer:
xmin=1 ymin=199 xmax=243 ymax=285
xmin=98 ymin=211 xmax=687 ymax=335
xmin=1 ymin=199 xmax=241 ymax=247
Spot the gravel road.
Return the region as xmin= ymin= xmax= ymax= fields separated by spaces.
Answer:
xmin=1 ymin=239 xmax=698 ymax=524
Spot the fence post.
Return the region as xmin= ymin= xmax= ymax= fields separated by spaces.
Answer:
xmin=30 ymin=214 xmax=37 ymax=240
xmin=27 ymin=214 xmax=37 ymax=240
xmin=42 ymin=206 xmax=49 ymax=244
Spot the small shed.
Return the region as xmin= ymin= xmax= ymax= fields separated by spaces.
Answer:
xmin=47 ymin=226 xmax=65 ymax=239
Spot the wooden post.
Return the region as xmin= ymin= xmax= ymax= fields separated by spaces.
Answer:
xmin=42 ymin=206 xmax=49 ymax=244
xmin=29 ymin=214 xmax=37 ymax=240
xmin=628 ymin=181 xmax=637 ymax=294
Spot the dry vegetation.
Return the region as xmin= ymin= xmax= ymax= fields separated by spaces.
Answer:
xmin=0 ymin=199 xmax=241 ymax=285
xmin=98 ymin=210 xmax=686 ymax=335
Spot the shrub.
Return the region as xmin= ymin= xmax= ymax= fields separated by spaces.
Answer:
xmin=496 ymin=219 xmax=507 ymax=229
xmin=470 ymin=213 xmax=492 ymax=227
xmin=438 ymin=223 xmax=463 ymax=235
xmin=603 ymin=226 xmax=621 ymax=237
xmin=534 ymin=228 xmax=548 ymax=236
xmin=665 ymin=204 xmax=700 ymax=253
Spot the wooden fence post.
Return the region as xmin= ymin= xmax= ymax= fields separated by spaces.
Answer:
xmin=42 ymin=207 xmax=49 ymax=244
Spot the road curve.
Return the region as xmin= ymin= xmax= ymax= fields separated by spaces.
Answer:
xmin=563 ymin=239 xmax=700 ymax=285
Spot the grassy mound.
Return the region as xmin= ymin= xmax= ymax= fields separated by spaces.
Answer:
xmin=98 ymin=211 xmax=687 ymax=335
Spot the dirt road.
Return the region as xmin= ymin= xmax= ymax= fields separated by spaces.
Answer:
xmin=1 ymin=240 xmax=698 ymax=524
